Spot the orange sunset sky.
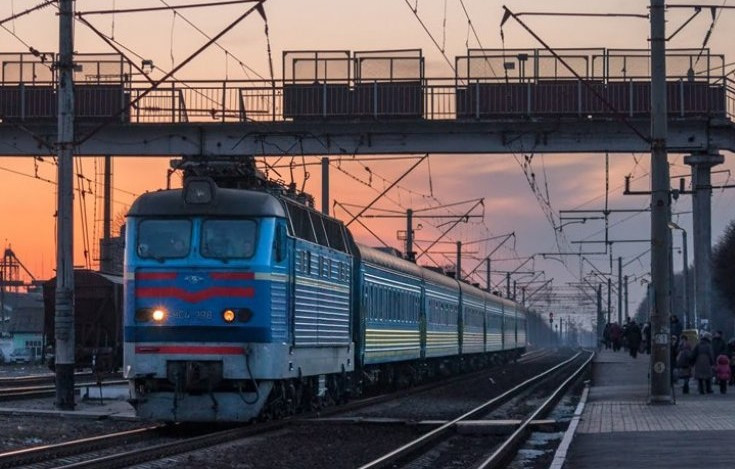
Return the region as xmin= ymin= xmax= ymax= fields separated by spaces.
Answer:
xmin=2 ymin=1 xmax=735 ymax=328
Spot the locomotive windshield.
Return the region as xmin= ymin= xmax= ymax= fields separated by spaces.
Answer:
xmin=201 ymin=219 xmax=257 ymax=260
xmin=137 ymin=219 xmax=192 ymax=260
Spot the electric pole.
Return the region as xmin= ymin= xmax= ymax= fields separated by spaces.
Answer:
xmin=597 ymin=284 xmax=603 ymax=343
xmin=406 ymin=209 xmax=414 ymax=261
xmin=485 ymin=258 xmax=491 ymax=291
xmin=617 ymin=257 xmax=623 ymax=324
xmin=321 ymin=157 xmax=329 ymax=215
xmin=650 ymin=0 xmax=673 ymax=403
xmin=607 ymin=277 xmax=611 ymax=324
xmin=624 ymin=275 xmax=629 ymax=319
xmin=100 ymin=155 xmax=113 ymax=273
xmin=55 ymin=0 xmax=76 ymax=410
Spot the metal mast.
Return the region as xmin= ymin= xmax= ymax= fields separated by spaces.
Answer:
xmin=649 ymin=0 xmax=672 ymax=403
xmin=321 ymin=157 xmax=329 ymax=215
xmin=55 ymin=0 xmax=76 ymax=410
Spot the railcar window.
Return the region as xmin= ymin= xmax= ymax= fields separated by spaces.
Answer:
xmin=137 ymin=219 xmax=192 ymax=259
xmin=201 ymin=219 xmax=257 ymax=259
xmin=323 ymin=218 xmax=347 ymax=252
xmin=309 ymin=212 xmax=329 ymax=246
xmin=285 ymin=202 xmax=316 ymax=243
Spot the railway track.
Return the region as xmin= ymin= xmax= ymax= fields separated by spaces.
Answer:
xmin=0 ymin=350 xmax=557 ymax=468
xmin=359 ymin=350 xmax=593 ymax=469
xmin=0 ymin=379 xmax=128 ymax=402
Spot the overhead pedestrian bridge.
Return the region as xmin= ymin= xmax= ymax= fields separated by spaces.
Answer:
xmin=0 ymin=48 xmax=734 ymax=156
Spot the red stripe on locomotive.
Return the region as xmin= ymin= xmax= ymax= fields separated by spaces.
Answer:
xmin=135 ymin=286 xmax=255 ymax=303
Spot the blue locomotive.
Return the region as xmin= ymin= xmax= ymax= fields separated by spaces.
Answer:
xmin=124 ymin=165 xmax=528 ymax=422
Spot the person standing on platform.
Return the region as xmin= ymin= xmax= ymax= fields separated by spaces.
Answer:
xmin=711 ymin=331 xmax=727 ymax=359
xmin=625 ymin=319 xmax=642 ymax=358
xmin=676 ymin=335 xmax=693 ymax=394
xmin=728 ymin=338 xmax=735 ymax=386
xmin=603 ymin=323 xmax=612 ymax=350
xmin=642 ymin=321 xmax=652 ymax=354
xmin=715 ymin=354 xmax=731 ymax=394
xmin=671 ymin=315 xmax=683 ymax=339
xmin=692 ymin=332 xmax=715 ymax=394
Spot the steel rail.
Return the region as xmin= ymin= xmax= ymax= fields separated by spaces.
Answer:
xmin=476 ymin=351 xmax=595 ymax=468
xmin=359 ymin=351 xmax=582 ymax=469
xmin=0 ymin=380 xmax=127 ymax=401
xmin=0 ymin=426 xmax=163 ymax=469
xmin=0 ymin=371 xmax=98 ymax=386
xmin=17 ymin=351 xmax=551 ymax=469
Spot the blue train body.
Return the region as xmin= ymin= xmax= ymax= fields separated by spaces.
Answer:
xmin=124 ymin=178 xmax=528 ymax=422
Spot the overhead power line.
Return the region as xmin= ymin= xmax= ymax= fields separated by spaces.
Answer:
xmin=78 ymin=0 xmax=261 ymax=16
xmin=0 ymin=0 xmax=57 ymax=27
xmin=402 ymin=0 xmax=455 ymax=73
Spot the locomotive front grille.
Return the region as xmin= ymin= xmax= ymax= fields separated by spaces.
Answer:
xmin=166 ymin=361 xmax=223 ymax=393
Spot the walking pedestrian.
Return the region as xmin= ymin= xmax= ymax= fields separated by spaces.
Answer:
xmin=692 ymin=332 xmax=715 ymax=394
xmin=671 ymin=314 xmax=683 ymax=338
xmin=676 ymin=335 xmax=693 ymax=394
xmin=610 ymin=323 xmax=622 ymax=352
xmin=715 ymin=354 xmax=731 ymax=394
xmin=625 ymin=319 xmax=642 ymax=359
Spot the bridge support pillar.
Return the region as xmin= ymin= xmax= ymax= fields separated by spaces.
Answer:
xmin=684 ymin=152 xmax=724 ymax=330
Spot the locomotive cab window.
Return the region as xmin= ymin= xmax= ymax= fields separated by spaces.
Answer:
xmin=201 ymin=219 xmax=257 ymax=259
xmin=137 ymin=219 xmax=192 ymax=259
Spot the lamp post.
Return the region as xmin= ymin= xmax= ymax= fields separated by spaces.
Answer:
xmin=668 ymin=221 xmax=691 ymax=328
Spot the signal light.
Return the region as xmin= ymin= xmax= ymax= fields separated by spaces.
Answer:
xmin=223 ymin=309 xmax=236 ymax=323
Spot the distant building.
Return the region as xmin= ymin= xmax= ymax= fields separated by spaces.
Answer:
xmin=6 ymin=306 xmax=44 ymax=360
xmin=0 ymin=291 xmax=44 ymax=361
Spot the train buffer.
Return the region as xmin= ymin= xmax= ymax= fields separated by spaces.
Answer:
xmin=550 ymin=349 xmax=735 ymax=468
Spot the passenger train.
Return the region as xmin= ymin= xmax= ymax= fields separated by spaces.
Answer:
xmin=124 ymin=165 xmax=529 ymax=422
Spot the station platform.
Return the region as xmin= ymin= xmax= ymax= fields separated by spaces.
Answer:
xmin=558 ymin=349 xmax=735 ymax=468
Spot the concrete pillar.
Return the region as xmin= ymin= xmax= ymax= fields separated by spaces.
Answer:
xmin=684 ymin=152 xmax=724 ymax=330
xmin=55 ymin=0 xmax=76 ymax=411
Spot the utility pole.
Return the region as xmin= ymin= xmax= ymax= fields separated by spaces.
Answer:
xmin=405 ymin=209 xmax=414 ymax=261
xmin=513 ymin=280 xmax=517 ymax=301
xmin=617 ymin=257 xmax=623 ymax=324
xmin=55 ymin=0 xmax=76 ymax=410
xmin=597 ymin=284 xmax=603 ymax=343
xmin=607 ymin=277 xmax=611 ymax=324
xmin=650 ymin=0 xmax=672 ymax=403
xmin=506 ymin=272 xmax=511 ymax=298
xmin=456 ymin=241 xmax=462 ymax=280
xmin=624 ymin=275 xmax=629 ymax=319
xmin=100 ymin=155 xmax=113 ymax=273
xmin=681 ymin=229 xmax=690 ymax=328
xmin=321 ymin=157 xmax=329 ymax=215
xmin=485 ymin=258 xmax=491 ymax=291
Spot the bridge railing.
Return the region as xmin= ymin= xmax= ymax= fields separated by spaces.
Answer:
xmin=0 ymin=76 xmax=730 ymax=124
xmin=0 ymin=50 xmax=730 ymax=124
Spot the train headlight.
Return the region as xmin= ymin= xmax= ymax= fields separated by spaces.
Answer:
xmin=152 ymin=308 xmax=166 ymax=322
xmin=183 ymin=177 xmax=216 ymax=204
xmin=221 ymin=308 xmax=253 ymax=323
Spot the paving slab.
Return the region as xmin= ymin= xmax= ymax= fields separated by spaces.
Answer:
xmin=563 ymin=349 xmax=735 ymax=468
